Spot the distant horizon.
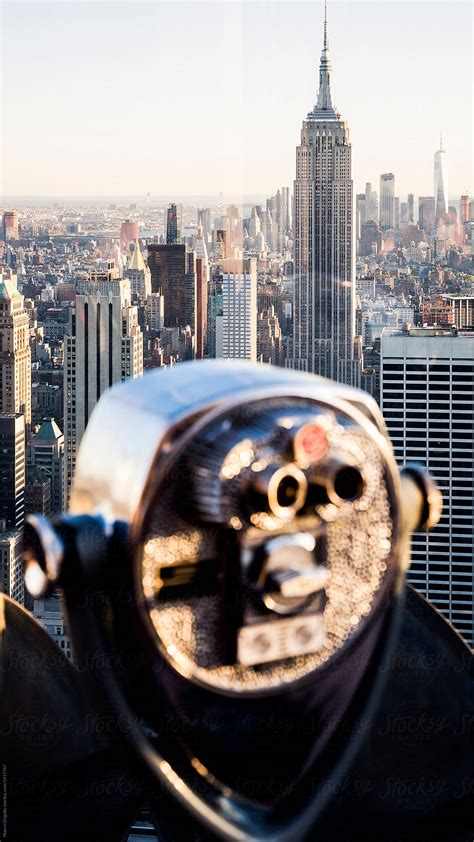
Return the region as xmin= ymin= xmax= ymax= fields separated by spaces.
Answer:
xmin=0 ymin=194 xmax=272 ymax=212
xmin=0 ymin=193 xmax=467 ymax=211
xmin=1 ymin=194 xmax=271 ymax=200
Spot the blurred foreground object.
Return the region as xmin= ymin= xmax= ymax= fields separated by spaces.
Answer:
xmin=7 ymin=362 xmax=473 ymax=840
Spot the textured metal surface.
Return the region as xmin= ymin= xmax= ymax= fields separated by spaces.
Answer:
xmin=140 ymin=396 xmax=397 ymax=693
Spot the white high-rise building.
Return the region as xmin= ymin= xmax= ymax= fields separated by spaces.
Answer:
xmin=146 ymin=293 xmax=165 ymax=332
xmin=0 ymin=531 xmax=24 ymax=604
xmin=0 ymin=411 xmax=25 ymax=605
xmin=248 ymin=207 xmax=261 ymax=241
xmin=434 ymin=134 xmax=449 ymax=228
xmin=63 ymin=262 xmax=143 ymax=503
xmin=379 ymin=173 xmax=395 ymax=230
xmin=0 ymin=268 xmax=31 ymax=436
xmin=280 ymin=186 xmax=290 ymax=248
xmin=364 ymin=182 xmax=378 ymax=223
xmin=219 ymin=258 xmax=257 ymax=362
xmin=291 ymin=6 xmax=357 ymax=385
xmin=381 ymin=326 xmax=474 ymax=646
xmin=194 ymin=223 xmax=209 ymax=360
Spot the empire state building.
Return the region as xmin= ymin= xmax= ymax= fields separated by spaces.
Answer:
xmin=291 ymin=6 xmax=358 ymax=385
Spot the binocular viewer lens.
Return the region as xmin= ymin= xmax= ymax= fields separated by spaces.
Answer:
xmin=305 ymin=461 xmax=366 ymax=510
xmin=276 ymin=473 xmax=303 ymax=508
xmin=333 ymin=465 xmax=365 ymax=501
xmin=246 ymin=460 xmax=366 ymax=520
xmin=248 ymin=463 xmax=308 ymax=519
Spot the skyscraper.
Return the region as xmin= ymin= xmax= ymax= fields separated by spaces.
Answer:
xmin=27 ymin=416 xmax=64 ymax=514
xmin=226 ymin=205 xmax=240 ymax=221
xmin=2 ymin=211 xmax=19 ymax=241
xmin=166 ymin=203 xmax=182 ymax=244
xmin=194 ymin=224 xmax=209 ymax=359
xmin=257 ymin=306 xmax=283 ymax=366
xmin=145 ymin=293 xmax=164 ymax=332
xmin=215 ymin=230 xmax=228 ymax=260
xmin=280 ymin=186 xmax=290 ymax=240
xmin=407 ymin=193 xmax=415 ymax=224
xmin=25 ymin=466 xmax=51 ymax=518
xmin=0 ymin=268 xmax=31 ymax=436
xmin=248 ymin=207 xmax=261 ymax=241
xmin=264 ymin=208 xmax=274 ymax=251
xmin=364 ymin=182 xmax=378 ymax=223
xmin=394 ymin=196 xmax=400 ymax=229
xmin=0 ymin=414 xmax=25 ymax=531
xmin=418 ymin=196 xmax=435 ymax=235
xmin=63 ymin=262 xmax=143 ymax=502
xmin=459 ymin=194 xmax=469 ymax=224
xmin=291 ymin=6 xmax=357 ymax=385
xmin=218 ymin=258 xmax=257 ymax=362
xmin=124 ymin=240 xmax=151 ymax=300
xmin=434 ymin=134 xmax=448 ymax=228
xmin=199 ymin=208 xmax=212 ymax=244
xmin=379 ymin=173 xmax=395 ymax=230
xmin=120 ymin=219 xmax=139 ymax=253
xmin=356 ymin=193 xmax=366 ymax=243
xmin=147 ymin=243 xmax=187 ymax=326
xmin=0 ymin=529 xmax=24 ymax=603
xmin=184 ymin=250 xmax=197 ymax=338
xmin=381 ymin=326 xmax=474 ymax=646
xmin=206 ymin=271 xmax=223 ymax=359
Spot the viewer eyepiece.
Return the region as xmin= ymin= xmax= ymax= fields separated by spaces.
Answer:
xmin=333 ymin=464 xmax=365 ymax=501
xmin=254 ymin=463 xmax=308 ymax=519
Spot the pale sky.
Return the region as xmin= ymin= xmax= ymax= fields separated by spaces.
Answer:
xmin=1 ymin=0 xmax=472 ymax=199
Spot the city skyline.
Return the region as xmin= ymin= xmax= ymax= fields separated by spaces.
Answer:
xmin=2 ymin=1 xmax=472 ymax=198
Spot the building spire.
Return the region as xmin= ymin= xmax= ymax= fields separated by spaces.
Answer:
xmin=439 ymin=129 xmax=444 ymax=152
xmin=315 ymin=0 xmax=334 ymax=113
xmin=324 ymin=0 xmax=328 ymax=51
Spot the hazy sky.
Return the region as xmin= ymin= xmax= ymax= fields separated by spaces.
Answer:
xmin=1 ymin=0 xmax=472 ymax=199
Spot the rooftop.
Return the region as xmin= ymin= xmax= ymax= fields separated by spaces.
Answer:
xmin=0 ymin=274 xmax=22 ymax=302
xmin=34 ymin=417 xmax=63 ymax=441
xmin=383 ymin=325 xmax=474 ymax=338
xmin=128 ymin=240 xmax=146 ymax=272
